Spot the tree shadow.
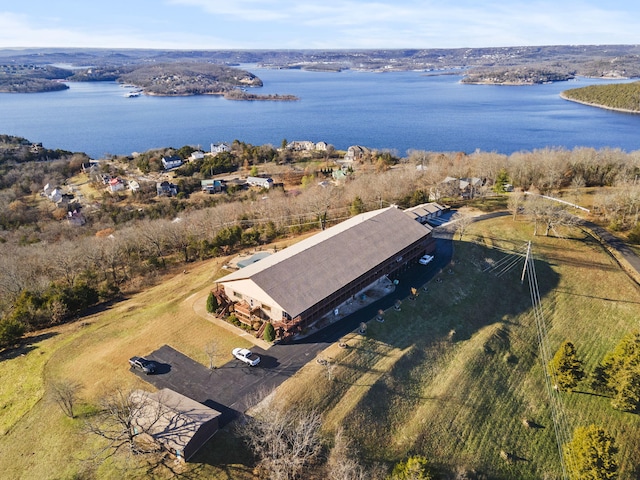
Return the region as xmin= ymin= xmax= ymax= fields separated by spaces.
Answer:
xmin=0 ymin=331 xmax=59 ymax=363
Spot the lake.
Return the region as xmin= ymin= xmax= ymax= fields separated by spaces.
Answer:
xmin=1 ymin=67 xmax=639 ymax=159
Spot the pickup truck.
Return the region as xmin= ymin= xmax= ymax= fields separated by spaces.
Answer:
xmin=232 ymin=348 xmax=261 ymax=366
xmin=129 ymin=356 xmax=157 ymax=374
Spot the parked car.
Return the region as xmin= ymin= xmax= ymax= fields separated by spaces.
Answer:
xmin=129 ymin=356 xmax=157 ymax=374
xmin=419 ymin=254 xmax=434 ymax=265
xmin=232 ymin=347 xmax=261 ymax=366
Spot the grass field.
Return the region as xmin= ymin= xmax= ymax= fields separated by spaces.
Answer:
xmin=1 ymin=215 xmax=639 ymax=479
xmin=0 ymin=257 xmax=257 ymax=479
xmin=275 ymin=216 xmax=640 ymax=479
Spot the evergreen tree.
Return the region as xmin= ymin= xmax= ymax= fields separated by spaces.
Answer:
xmin=493 ymin=168 xmax=510 ymax=193
xmin=0 ymin=317 xmax=25 ymax=348
xmin=592 ymin=331 xmax=640 ymax=412
xmin=263 ymin=322 xmax=275 ymax=342
xmin=548 ymin=341 xmax=585 ymax=391
xmin=564 ymin=425 xmax=618 ymax=480
xmin=206 ymin=292 xmax=218 ymax=313
xmin=350 ymin=196 xmax=365 ymax=216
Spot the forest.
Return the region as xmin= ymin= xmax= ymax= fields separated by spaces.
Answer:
xmin=561 ymin=81 xmax=640 ymax=113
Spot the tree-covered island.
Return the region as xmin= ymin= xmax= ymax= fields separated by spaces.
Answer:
xmin=0 ymin=61 xmax=299 ymax=100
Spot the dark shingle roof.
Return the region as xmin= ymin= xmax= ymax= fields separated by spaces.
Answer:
xmin=218 ymin=207 xmax=432 ymax=317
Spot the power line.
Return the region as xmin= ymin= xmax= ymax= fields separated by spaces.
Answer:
xmin=487 ymin=242 xmax=572 ymax=478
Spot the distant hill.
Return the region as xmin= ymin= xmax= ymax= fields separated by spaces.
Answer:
xmin=561 ymin=82 xmax=640 ymax=113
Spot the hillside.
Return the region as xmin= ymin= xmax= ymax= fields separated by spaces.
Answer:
xmin=561 ymin=81 xmax=640 ymax=113
xmin=1 ymin=216 xmax=639 ymax=478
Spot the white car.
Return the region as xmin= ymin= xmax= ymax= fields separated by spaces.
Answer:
xmin=418 ymin=254 xmax=434 ymax=265
xmin=232 ymin=347 xmax=261 ymax=366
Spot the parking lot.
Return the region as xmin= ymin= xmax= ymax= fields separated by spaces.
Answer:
xmin=132 ymin=344 xmax=294 ymax=425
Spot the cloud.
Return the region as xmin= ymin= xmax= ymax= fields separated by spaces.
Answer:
xmin=0 ymin=10 xmax=234 ymax=49
xmin=1 ymin=1 xmax=638 ymax=50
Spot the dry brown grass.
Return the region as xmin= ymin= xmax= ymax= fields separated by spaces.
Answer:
xmin=0 ymin=255 xmax=256 ymax=479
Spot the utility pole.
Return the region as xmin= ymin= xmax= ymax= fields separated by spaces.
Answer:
xmin=521 ymin=241 xmax=531 ymax=284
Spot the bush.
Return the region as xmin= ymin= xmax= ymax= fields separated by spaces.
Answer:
xmin=389 ymin=455 xmax=432 ymax=480
xmin=263 ymin=322 xmax=275 ymax=342
xmin=0 ymin=317 xmax=26 ymax=348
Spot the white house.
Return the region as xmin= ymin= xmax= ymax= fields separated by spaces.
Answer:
xmin=189 ymin=151 xmax=205 ymax=161
xmin=211 ymin=142 xmax=231 ymax=154
xmin=247 ymin=176 xmax=274 ymax=189
xmin=162 ymin=156 xmax=183 ymax=170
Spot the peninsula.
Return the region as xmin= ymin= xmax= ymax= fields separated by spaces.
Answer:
xmin=560 ymin=81 xmax=640 ymax=113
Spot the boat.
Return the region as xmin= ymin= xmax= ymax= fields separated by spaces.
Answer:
xmin=125 ymin=91 xmax=141 ymax=98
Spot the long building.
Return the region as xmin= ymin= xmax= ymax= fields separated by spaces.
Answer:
xmin=215 ymin=206 xmax=435 ymax=335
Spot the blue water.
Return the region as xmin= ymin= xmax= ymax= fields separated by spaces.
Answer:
xmin=1 ymin=67 xmax=639 ymax=158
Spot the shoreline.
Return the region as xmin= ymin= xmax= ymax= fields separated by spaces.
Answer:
xmin=559 ymin=92 xmax=640 ymax=115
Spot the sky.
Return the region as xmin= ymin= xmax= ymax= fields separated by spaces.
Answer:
xmin=1 ymin=1 xmax=639 ymax=50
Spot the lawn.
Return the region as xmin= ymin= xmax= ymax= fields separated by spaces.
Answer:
xmin=274 ymin=216 xmax=640 ymax=478
xmin=0 ymin=257 xmax=257 ymax=479
xmin=1 ymin=215 xmax=639 ymax=479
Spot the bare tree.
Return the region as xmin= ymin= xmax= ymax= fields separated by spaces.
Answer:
xmin=524 ymin=197 xmax=580 ymax=237
xmin=451 ymin=210 xmax=474 ymax=240
xmin=326 ymin=428 xmax=380 ymax=480
xmin=50 ymin=378 xmax=82 ymax=418
xmin=204 ymin=341 xmax=218 ymax=370
xmin=237 ymin=395 xmax=323 ymax=480
xmin=507 ymin=190 xmax=525 ymax=221
xmin=85 ymin=388 xmax=164 ymax=460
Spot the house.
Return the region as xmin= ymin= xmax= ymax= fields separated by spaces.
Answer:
xmin=189 ymin=151 xmax=205 ymax=161
xmin=247 ymin=176 xmax=274 ymax=189
xmin=156 ymin=181 xmax=178 ymax=197
xmin=404 ymin=202 xmax=448 ymax=225
xmin=439 ymin=176 xmax=485 ymax=199
xmin=67 ymin=209 xmax=86 ymax=226
xmin=344 ymin=145 xmax=371 ymax=163
xmin=216 ymin=206 xmax=435 ymax=335
xmin=43 ymin=183 xmax=55 ymax=198
xmin=315 ymin=141 xmax=329 ymax=151
xmin=459 ymin=177 xmax=485 ymax=198
xmin=286 ymin=140 xmax=316 ymax=152
xmin=131 ymin=389 xmax=221 ymax=462
xmin=162 ymin=156 xmax=183 ymax=170
xmin=128 ymin=180 xmax=140 ymax=192
xmin=49 ymin=188 xmax=64 ymax=203
xmin=210 ymin=142 xmax=231 ymax=154
xmin=108 ymin=177 xmax=125 ymax=192
xmin=201 ymin=179 xmax=226 ymax=194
